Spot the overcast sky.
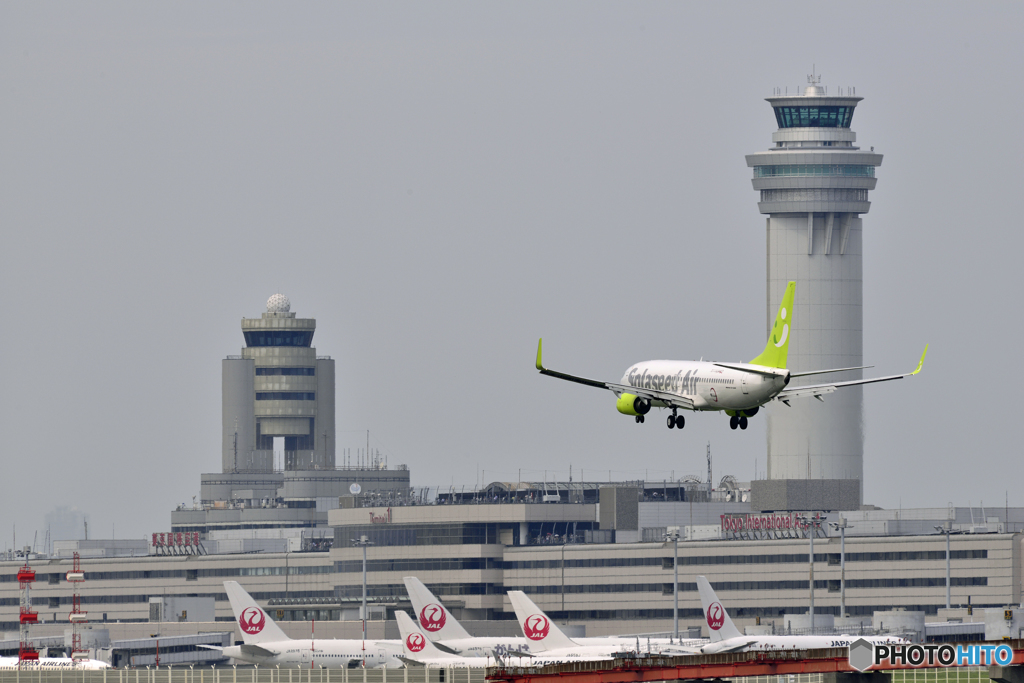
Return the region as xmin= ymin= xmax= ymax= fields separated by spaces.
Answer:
xmin=2 ymin=2 xmax=1022 ymax=546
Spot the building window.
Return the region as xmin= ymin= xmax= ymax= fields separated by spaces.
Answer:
xmin=255 ymin=392 xmax=316 ymax=401
xmin=256 ymin=367 xmax=316 ymax=376
xmin=773 ymin=105 xmax=854 ymax=129
xmin=243 ymin=331 xmax=314 ymax=347
xmin=754 ymin=165 xmax=874 ymax=178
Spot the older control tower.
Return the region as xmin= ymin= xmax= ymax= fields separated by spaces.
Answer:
xmin=222 ymin=294 xmax=335 ymax=472
xmin=747 ymin=75 xmax=882 ymax=511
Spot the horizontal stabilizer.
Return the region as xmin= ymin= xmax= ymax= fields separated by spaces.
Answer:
xmin=240 ymin=644 xmax=277 ymax=659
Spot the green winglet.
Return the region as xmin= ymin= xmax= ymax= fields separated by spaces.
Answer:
xmin=911 ymin=343 xmax=928 ymax=375
xmin=536 ymin=338 xmax=544 ymax=371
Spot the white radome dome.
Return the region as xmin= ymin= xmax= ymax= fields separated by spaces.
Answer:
xmin=267 ymin=293 xmax=291 ymax=313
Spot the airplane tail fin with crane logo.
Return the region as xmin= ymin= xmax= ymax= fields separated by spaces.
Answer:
xmin=395 ymin=611 xmax=458 ymax=662
xmin=750 ymin=281 xmax=796 ymax=369
xmin=224 ymin=581 xmax=290 ymax=645
xmin=696 ymin=576 xmax=743 ymax=642
xmin=507 ymin=591 xmax=577 ymax=652
xmin=403 ymin=577 xmax=473 ymax=641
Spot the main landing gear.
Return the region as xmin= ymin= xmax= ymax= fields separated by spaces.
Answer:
xmin=634 ymin=415 xmax=645 ymax=423
xmin=729 ymin=416 xmax=748 ymax=430
xmin=666 ymin=411 xmax=685 ymax=429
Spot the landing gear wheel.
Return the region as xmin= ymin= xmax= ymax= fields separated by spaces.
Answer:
xmin=676 ymin=415 xmax=685 ymax=429
xmin=739 ymin=416 xmax=748 ymax=430
xmin=635 ymin=416 xmax=641 ymax=424
xmin=730 ymin=416 xmax=739 ymax=430
xmin=667 ymin=415 xmax=676 ymax=429
xmin=639 ymin=415 xmax=645 ymax=424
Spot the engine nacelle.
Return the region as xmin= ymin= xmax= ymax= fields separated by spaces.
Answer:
xmin=726 ymin=407 xmax=759 ymax=418
xmin=616 ymin=393 xmax=651 ymax=416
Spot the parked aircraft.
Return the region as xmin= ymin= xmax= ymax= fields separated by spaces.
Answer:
xmin=395 ymin=611 xmax=500 ymax=668
xmin=507 ymin=591 xmax=701 ymax=657
xmin=537 ymin=281 xmax=927 ymax=430
xmin=404 ymin=576 xmax=532 ymax=657
xmin=212 ymin=581 xmax=403 ymax=668
xmin=0 ymin=657 xmax=110 ymax=670
xmin=696 ymin=576 xmax=909 ymax=653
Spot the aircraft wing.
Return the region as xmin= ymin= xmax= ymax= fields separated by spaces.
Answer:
xmin=776 ymin=345 xmax=927 ymax=406
xmin=710 ymin=640 xmax=758 ymax=654
xmin=605 ymin=382 xmax=695 ymax=411
xmin=536 ymin=339 xmax=695 ymax=410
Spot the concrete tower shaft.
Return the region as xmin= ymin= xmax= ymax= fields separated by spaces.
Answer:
xmin=222 ymin=295 xmax=335 ymax=473
xmin=746 ymin=78 xmax=881 ymax=508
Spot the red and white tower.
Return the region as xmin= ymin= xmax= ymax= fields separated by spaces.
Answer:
xmin=17 ymin=561 xmax=39 ymax=664
xmin=67 ymin=552 xmax=89 ymax=659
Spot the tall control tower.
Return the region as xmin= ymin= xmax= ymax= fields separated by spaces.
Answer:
xmin=222 ymin=294 xmax=336 ymax=472
xmin=746 ymin=75 xmax=882 ymax=511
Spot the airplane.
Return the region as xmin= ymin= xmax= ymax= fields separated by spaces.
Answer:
xmin=0 ymin=657 xmax=110 ymax=670
xmin=395 ymin=611 xmax=501 ymax=668
xmin=536 ymin=281 xmax=927 ymax=430
xmin=210 ymin=581 xmax=403 ymax=668
xmin=507 ymin=590 xmax=702 ymax=657
xmin=695 ymin=576 xmax=909 ymax=653
xmin=403 ymin=576 xmax=533 ymax=658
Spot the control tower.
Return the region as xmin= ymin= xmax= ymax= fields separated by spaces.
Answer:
xmin=222 ymin=294 xmax=336 ymax=472
xmin=746 ymin=75 xmax=882 ymax=511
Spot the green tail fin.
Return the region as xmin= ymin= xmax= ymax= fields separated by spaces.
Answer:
xmin=750 ymin=281 xmax=796 ymax=369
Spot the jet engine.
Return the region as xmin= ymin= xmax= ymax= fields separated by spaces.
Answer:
xmin=616 ymin=393 xmax=651 ymax=416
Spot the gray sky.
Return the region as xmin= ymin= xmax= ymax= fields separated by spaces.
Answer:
xmin=2 ymin=2 xmax=1022 ymax=545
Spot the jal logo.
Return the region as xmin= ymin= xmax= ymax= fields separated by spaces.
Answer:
xmin=239 ymin=606 xmax=266 ymax=634
xmin=706 ymin=602 xmax=725 ymax=631
xmin=419 ymin=604 xmax=446 ymax=632
xmin=523 ymin=614 xmax=550 ymax=641
xmin=406 ymin=633 xmax=426 ymax=653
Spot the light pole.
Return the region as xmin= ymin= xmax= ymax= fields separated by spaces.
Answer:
xmin=934 ymin=521 xmax=958 ymax=609
xmin=800 ymin=514 xmax=822 ymax=629
xmin=829 ymin=518 xmax=852 ymax=617
xmin=665 ymin=526 xmax=681 ymax=640
xmin=351 ymin=535 xmax=374 ymax=642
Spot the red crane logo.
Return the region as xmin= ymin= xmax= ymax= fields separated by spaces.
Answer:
xmin=406 ymin=633 xmax=426 ymax=652
xmin=239 ymin=607 xmax=266 ymax=634
xmin=523 ymin=614 xmax=550 ymax=640
xmin=419 ymin=604 xmax=447 ymax=632
xmin=706 ymin=602 xmax=725 ymax=631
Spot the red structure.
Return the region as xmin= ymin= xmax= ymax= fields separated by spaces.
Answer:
xmin=66 ymin=551 xmax=88 ymax=659
xmin=17 ymin=563 xmax=39 ymax=663
xmin=486 ymin=642 xmax=1024 ymax=683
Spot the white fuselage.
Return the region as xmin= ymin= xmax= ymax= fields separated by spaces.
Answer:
xmin=621 ymin=361 xmax=787 ymax=412
xmin=701 ymin=634 xmax=908 ymax=654
xmin=439 ymin=636 xmax=532 ymax=658
xmin=224 ymin=641 xmax=403 ymax=669
xmin=0 ymin=657 xmax=110 ymax=670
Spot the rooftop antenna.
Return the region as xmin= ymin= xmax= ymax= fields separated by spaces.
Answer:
xmin=706 ymin=442 xmax=712 ymax=495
